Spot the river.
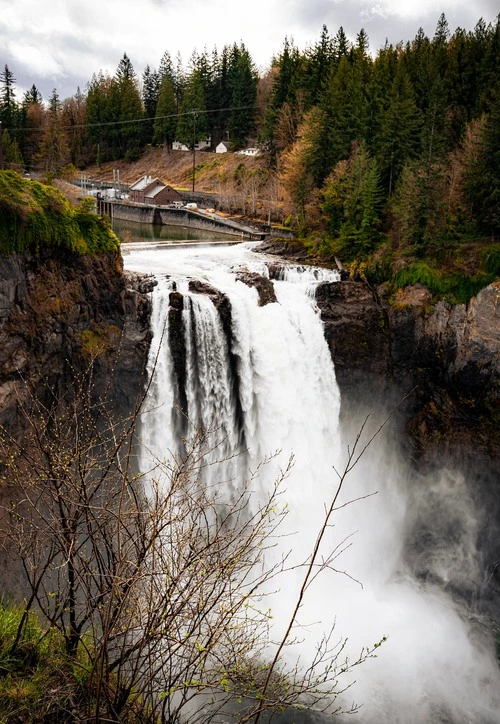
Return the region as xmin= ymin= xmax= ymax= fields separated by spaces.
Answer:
xmin=123 ymin=241 xmax=500 ymax=723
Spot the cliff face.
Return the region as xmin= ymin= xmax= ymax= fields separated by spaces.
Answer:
xmin=0 ymin=250 xmax=153 ymax=433
xmin=315 ymin=279 xmax=500 ymax=466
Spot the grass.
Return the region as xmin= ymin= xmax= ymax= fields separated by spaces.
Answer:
xmin=0 ymin=170 xmax=120 ymax=256
xmin=0 ymin=602 xmax=151 ymax=723
xmin=0 ymin=602 xmax=77 ymax=723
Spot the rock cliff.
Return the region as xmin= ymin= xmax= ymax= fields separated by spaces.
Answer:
xmin=315 ymin=279 xmax=499 ymax=466
xmin=0 ymin=249 xmax=153 ymax=434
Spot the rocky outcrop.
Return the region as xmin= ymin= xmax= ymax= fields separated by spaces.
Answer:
xmin=0 ymin=249 xmax=153 ymax=434
xmin=316 ymin=279 xmax=500 ymax=465
xmin=235 ymin=270 xmax=277 ymax=306
xmin=254 ymin=238 xmax=310 ymax=260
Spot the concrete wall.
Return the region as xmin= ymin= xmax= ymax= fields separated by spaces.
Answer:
xmin=98 ymin=201 xmax=155 ymax=224
xmin=156 ymin=208 xmax=245 ymax=237
xmin=98 ymin=200 xmax=264 ymax=239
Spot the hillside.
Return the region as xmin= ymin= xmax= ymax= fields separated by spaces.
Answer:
xmin=84 ymin=147 xmax=268 ymax=193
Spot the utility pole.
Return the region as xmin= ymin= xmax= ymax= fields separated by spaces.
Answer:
xmin=0 ymin=121 xmax=4 ymax=170
xmin=192 ymin=110 xmax=197 ymax=193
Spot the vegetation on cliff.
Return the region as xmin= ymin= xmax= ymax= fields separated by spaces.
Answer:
xmin=0 ymin=171 xmax=119 ymax=255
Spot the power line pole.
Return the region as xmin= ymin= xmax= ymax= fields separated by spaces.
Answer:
xmin=0 ymin=121 xmax=4 ymax=170
xmin=192 ymin=110 xmax=197 ymax=193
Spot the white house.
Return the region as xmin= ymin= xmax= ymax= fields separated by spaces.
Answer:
xmin=216 ymin=141 xmax=230 ymax=154
xmin=172 ymin=136 xmax=212 ymax=152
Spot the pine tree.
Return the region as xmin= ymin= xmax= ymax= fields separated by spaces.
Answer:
xmin=116 ymin=53 xmax=136 ymax=84
xmin=0 ymin=65 xmax=17 ymax=130
xmin=263 ymin=38 xmax=303 ymax=156
xmin=158 ymin=50 xmax=174 ymax=82
xmin=21 ymin=87 xmax=44 ymax=171
xmin=24 ymin=85 xmax=42 ymax=105
xmin=111 ymin=54 xmax=144 ymax=160
xmin=312 ymin=55 xmax=367 ymax=186
xmin=321 ymin=141 xmax=382 ymax=257
xmin=142 ymin=65 xmax=161 ymax=143
xmin=39 ymin=88 xmax=69 ymax=173
xmin=303 ymin=25 xmax=334 ymax=107
xmin=375 ymin=65 xmax=421 ymax=195
xmin=173 ymin=52 xmax=185 ymax=112
xmin=175 ymin=70 xmax=208 ymax=148
xmin=153 ymin=74 xmax=177 ymax=148
xmin=62 ymin=88 xmax=88 ymax=167
xmin=464 ymin=88 xmax=500 ymax=234
xmin=1 ymin=128 xmax=24 ymax=169
xmin=228 ymin=44 xmax=258 ymax=146
xmin=86 ymin=73 xmax=112 ymax=164
xmin=333 ymin=26 xmax=350 ymax=61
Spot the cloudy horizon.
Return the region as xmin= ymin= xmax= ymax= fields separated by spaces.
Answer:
xmin=1 ymin=0 xmax=499 ymax=101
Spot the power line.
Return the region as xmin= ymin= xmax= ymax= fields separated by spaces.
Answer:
xmin=4 ymin=103 xmax=260 ymax=133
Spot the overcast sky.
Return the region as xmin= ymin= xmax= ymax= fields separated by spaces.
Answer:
xmin=1 ymin=0 xmax=498 ymax=101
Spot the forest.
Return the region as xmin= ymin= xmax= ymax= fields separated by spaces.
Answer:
xmin=1 ymin=13 xmax=499 ymax=299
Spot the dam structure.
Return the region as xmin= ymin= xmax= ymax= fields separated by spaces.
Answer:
xmin=97 ymin=198 xmax=265 ymax=240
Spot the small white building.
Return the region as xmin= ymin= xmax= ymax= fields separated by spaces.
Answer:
xmin=172 ymin=137 xmax=212 ymax=152
xmin=216 ymin=141 xmax=230 ymax=154
xmin=172 ymin=140 xmax=189 ymax=151
xmin=236 ymin=147 xmax=260 ymax=157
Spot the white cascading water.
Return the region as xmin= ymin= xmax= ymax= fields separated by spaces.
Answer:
xmin=124 ymin=242 xmax=500 ymax=723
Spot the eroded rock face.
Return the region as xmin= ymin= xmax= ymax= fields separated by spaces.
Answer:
xmin=235 ymin=270 xmax=277 ymax=306
xmin=0 ymin=251 xmax=153 ymax=434
xmin=315 ymin=279 xmax=499 ymax=465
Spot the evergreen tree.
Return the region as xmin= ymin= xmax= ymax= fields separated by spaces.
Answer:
xmin=24 ymin=85 xmax=42 ymax=105
xmin=1 ymin=128 xmax=24 ymax=169
xmin=158 ymin=50 xmax=174 ymax=82
xmin=21 ymin=87 xmax=44 ymax=171
xmin=464 ymin=89 xmax=500 ymax=234
xmin=303 ymin=25 xmax=334 ymax=107
xmin=366 ymin=42 xmax=399 ymax=153
xmin=62 ymin=87 xmax=88 ymax=167
xmin=263 ymin=38 xmax=302 ymax=155
xmin=173 ymin=52 xmax=185 ymax=112
xmin=0 ymin=65 xmax=17 ymax=130
xmin=111 ymin=54 xmax=144 ymax=160
xmin=175 ymin=70 xmax=208 ymax=147
xmin=153 ymin=74 xmax=177 ymax=148
xmin=333 ymin=26 xmax=350 ymax=60
xmin=375 ymin=66 xmax=421 ymax=195
xmin=39 ymin=88 xmax=69 ymax=173
xmin=321 ymin=141 xmax=382 ymax=256
xmin=142 ymin=65 xmax=161 ymax=143
xmin=311 ymin=55 xmax=367 ymax=186
xmin=86 ymin=73 xmax=112 ymax=164
xmin=228 ymin=44 xmax=258 ymax=146
xmin=115 ymin=53 xmax=136 ymax=84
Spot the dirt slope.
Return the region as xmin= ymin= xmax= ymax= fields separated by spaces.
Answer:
xmin=84 ymin=147 xmax=267 ymax=193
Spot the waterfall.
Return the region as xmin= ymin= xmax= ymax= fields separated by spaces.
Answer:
xmin=125 ymin=243 xmax=500 ymax=723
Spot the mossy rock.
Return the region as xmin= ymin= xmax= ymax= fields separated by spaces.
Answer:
xmin=0 ymin=170 xmax=120 ymax=256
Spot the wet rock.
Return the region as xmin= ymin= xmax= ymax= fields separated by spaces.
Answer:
xmin=253 ymin=238 xmax=309 ymax=259
xmin=235 ymin=270 xmax=277 ymax=306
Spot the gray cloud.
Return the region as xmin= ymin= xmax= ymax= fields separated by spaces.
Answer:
xmin=0 ymin=0 xmax=497 ymax=103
